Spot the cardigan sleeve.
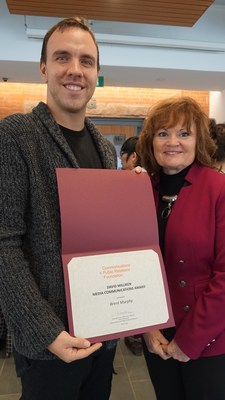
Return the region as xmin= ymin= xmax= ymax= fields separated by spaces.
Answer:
xmin=0 ymin=123 xmax=65 ymax=357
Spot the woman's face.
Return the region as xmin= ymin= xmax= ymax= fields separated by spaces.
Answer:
xmin=153 ymin=119 xmax=197 ymax=175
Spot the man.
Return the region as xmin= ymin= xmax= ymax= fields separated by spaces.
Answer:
xmin=0 ymin=17 xmax=117 ymax=400
xmin=120 ymin=137 xmax=143 ymax=356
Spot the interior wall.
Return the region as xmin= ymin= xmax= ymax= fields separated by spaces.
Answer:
xmin=0 ymin=82 xmax=209 ymax=120
xmin=210 ymin=90 xmax=225 ymax=123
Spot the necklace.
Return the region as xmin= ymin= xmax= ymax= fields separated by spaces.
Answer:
xmin=161 ymin=194 xmax=178 ymax=219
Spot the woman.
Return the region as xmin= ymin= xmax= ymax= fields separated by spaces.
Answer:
xmin=137 ymin=96 xmax=225 ymax=399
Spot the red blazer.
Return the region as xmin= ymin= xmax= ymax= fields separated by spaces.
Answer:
xmin=152 ymin=162 xmax=225 ymax=359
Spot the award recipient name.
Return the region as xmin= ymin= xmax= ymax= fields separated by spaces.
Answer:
xmin=110 ymin=299 xmax=133 ymax=306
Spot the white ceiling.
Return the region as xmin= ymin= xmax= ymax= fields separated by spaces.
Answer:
xmin=1 ymin=0 xmax=225 ymax=91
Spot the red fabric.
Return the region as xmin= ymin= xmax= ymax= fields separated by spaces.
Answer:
xmin=153 ymin=163 xmax=225 ymax=359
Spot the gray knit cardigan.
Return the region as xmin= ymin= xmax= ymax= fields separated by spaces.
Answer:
xmin=0 ymin=102 xmax=117 ymax=359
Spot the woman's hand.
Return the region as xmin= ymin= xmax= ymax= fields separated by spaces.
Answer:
xmin=143 ymin=330 xmax=171 ymax=360
xmin=162 ymin=339 xmax=190 ymax=362
xmin=133 ymin=166 xmax=145 ymax=173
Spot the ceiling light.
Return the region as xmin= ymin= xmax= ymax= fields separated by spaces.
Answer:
xmin=25 ymin=28 xmax=225 ymax=52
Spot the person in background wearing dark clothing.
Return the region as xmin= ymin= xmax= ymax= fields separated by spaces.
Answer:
xmin=209 ymin=120 xmax=225 ymax=173
xmin=0 ymin=17 xmax=117 ymax=400
xmin=119 ymin=136 xmax=143 ymax=356
xmin=120 ymin=136 xmax=141 ymax=170
xmin=137 ymin=96 xmax=225 ymax=400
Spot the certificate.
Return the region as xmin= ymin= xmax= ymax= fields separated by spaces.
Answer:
xmin=56 ymin=168 xmax=174 ymax=341
xmin=67 ymin=249 xmax=170 ymax=341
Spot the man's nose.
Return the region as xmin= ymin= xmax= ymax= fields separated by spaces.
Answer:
xmin=67 ymin=59 xmax=83 ymax=76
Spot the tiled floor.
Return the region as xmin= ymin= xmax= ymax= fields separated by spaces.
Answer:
xmin=0 ymin=339 xmax=156 ymax=400
xmin=110 ymin=339 xmax=156 ymax=400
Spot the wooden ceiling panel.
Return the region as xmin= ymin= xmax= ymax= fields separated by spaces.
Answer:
xmin=6 ymin=0 xmax=214 ymax=27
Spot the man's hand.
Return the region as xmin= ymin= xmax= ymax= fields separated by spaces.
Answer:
xmin=143 ymin=330 xmax=171 ymax=360
xmin=48 ymin=331 xmax=102 ymax=363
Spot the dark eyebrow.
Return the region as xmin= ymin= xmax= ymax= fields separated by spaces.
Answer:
xmin=81 ymin=53 xmax=96 ymax=62
xmin=52 ymin=50 xmax=70 ymax=57
xmin=52 ymin=50 xmax=96 ymax=64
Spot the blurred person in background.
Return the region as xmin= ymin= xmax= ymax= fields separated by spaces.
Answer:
xmin=120 ymin=136 xmax=141 ymax=170
xmin=209 ymin=119 xmax=225 ymax=173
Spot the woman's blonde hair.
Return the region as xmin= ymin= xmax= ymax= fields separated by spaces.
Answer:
xmin=137 ymin=96 xmax=216 ymax=175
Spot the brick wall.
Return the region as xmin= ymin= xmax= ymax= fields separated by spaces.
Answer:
xmin=0 ymin=82 xmax=209 ymax=119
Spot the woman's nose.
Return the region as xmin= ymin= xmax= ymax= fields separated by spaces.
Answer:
xmin=166 ymin=133 xmax=179 ymax=145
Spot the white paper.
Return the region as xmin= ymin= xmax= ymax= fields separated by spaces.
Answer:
xmin=67 ymin=249 xmax=169 ymax=339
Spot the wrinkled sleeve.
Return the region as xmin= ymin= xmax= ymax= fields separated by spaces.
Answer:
xmin=0 ymin=128 xmax=65 ymax=356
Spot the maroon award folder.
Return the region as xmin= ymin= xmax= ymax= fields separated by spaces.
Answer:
xmin=56 ymin=169 xmax=174 ymax=342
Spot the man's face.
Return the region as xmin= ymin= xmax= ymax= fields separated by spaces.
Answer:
xmin=40 ymin=27 xmax=98 ymax=122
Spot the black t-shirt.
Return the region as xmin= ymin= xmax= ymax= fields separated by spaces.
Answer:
xmin=60 ymin=125 xmax=103 ymax=168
